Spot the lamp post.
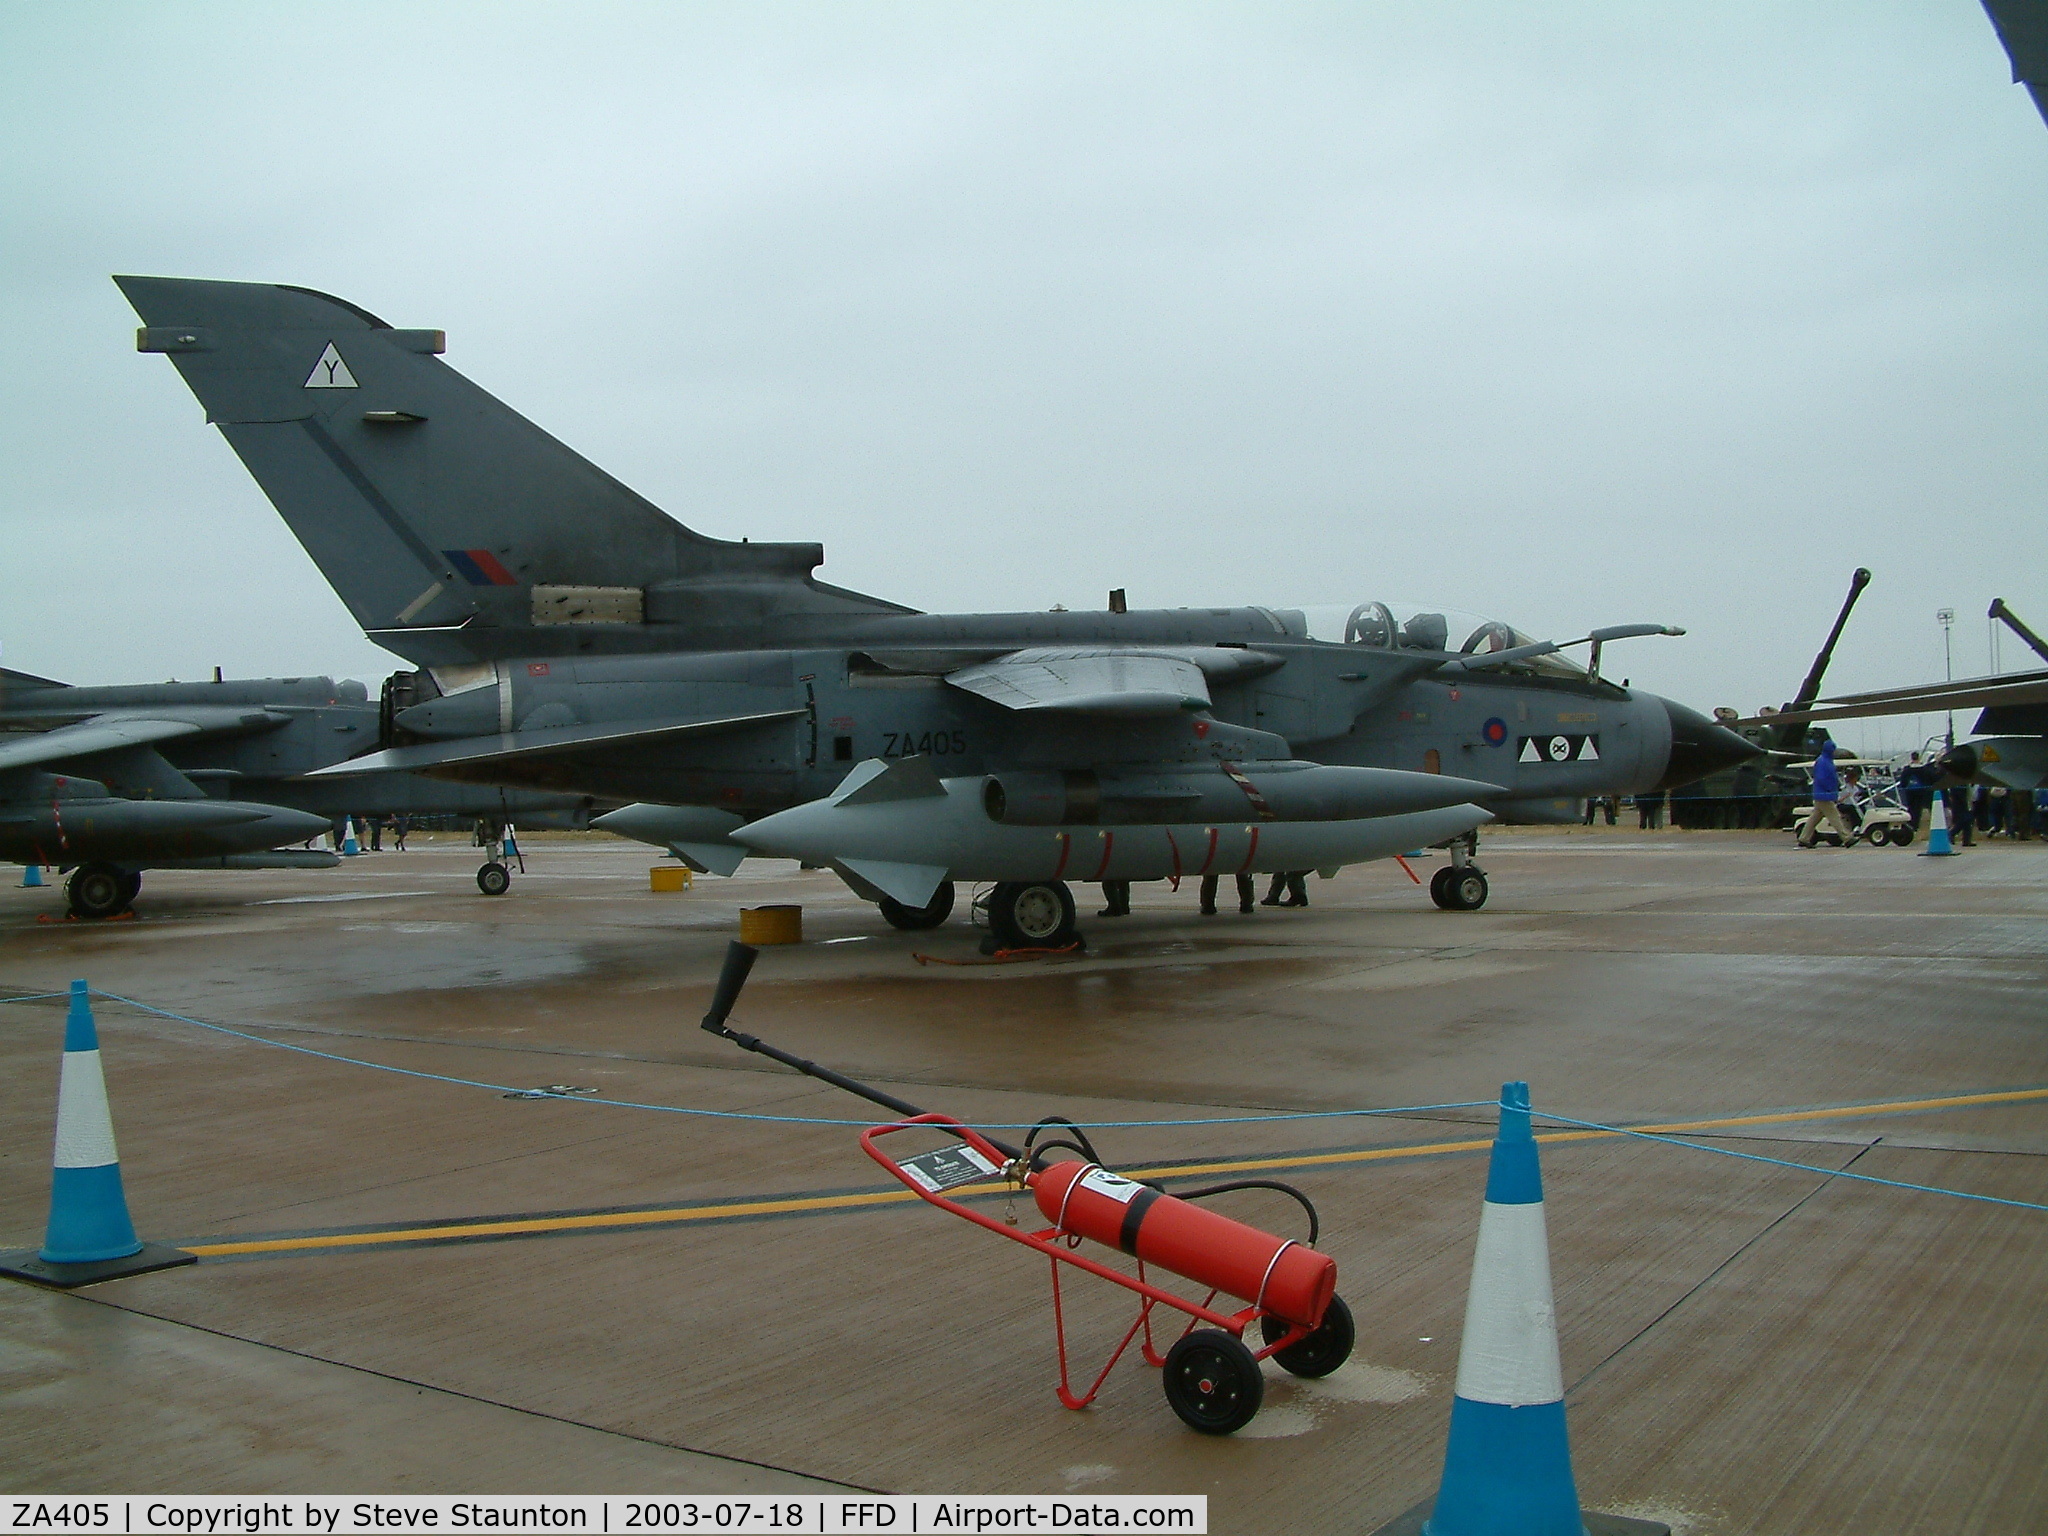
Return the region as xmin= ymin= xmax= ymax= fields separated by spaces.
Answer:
xmin=1938 ymin=607 xmax=1956 ymax=748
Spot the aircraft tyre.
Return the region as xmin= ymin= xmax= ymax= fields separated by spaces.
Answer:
xmin=477 ymin=861 xmax=512 ymax=896
xmin=1428 ymin=866 xmax=1457 ymax=909
xmin=118 ymin=869 xmax=143 ymax=906
xmin=987 ymin=880 xmax=1077 ymax=948
xmin=879 ymin=882 xmax=955 ymax=930
xmin=1162 ymin=1330 xmax=1263 ymax=1434
xmin=68 ymin=863 xmax=129 ymax=920
xmin=1260 ymin=1294 xmax=1355 ymax=1379
xmin=1440 ymin=869 xmax=1488 ymax=911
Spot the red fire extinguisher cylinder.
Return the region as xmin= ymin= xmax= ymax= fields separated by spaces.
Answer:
xmin=1031 ymin=1161 xmax=1335 ymax=1329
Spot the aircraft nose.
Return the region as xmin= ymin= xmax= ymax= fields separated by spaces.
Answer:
xmin=264 ymin=807 xmax=337 ymax=844
xmin=1653 ymin=696 xmax=1759 ymax=790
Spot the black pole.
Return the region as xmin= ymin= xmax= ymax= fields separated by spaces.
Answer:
xmin=1990 ymin=598 xmax=2048 ymax=666
xmin=1771 ymin=568 xmax=1871 ymax=755
xmin=698 ymin=941 xmax=1024 ymax=1159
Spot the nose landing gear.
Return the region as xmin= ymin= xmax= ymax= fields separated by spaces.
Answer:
xmin=1428 ymin=833 xmax=1489 ymax=911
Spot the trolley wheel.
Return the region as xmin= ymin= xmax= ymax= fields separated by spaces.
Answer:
xmin=1162 ymin=1330 xmax=1264 ymax=1434
xmin=476 ymin=861 xmax=512 ymax=896
xmin=879 ymin=881 xmax=955 ymax=930
xmin=987 ymin=880 xmax=1077 ymax=948
xmin=1259 ymin=1294 xmax=1355 ymax=1379
xmin=1428 ymin=866 xmax=1456 ymax=909
xmin=1891 ymin=824 xmax=1915 ymax=847
xmin=1863 ymin=826 xmax=1891 ymax=847
xmin=67 ymin=862 xmax=129 ymax=920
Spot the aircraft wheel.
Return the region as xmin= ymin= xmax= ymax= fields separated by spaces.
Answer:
xmin=1428 ymin=866 xmax=1457 ymax=909
xmin=118 ymin=870 xmax=143 ymax=906
xmin=1445 ymin=869 xmax=1488 ymax=911
xmin=879 ymin=882 xmax=955 ymax=930
xmin=68 ymin=863 xmax=128 ymax=920
xmin=477 ymin=861 xmax=512 ymax=896
xmin=1260 ymin=1295 xmax=1355 ymax=1379
xmin=1892 ymin=824 xmax=1915 ymax=847
xmin=1162 ymin=1330 xmax=1263 ymax=1435
xmin=987 ymin=880 xmax=1076 ymax=948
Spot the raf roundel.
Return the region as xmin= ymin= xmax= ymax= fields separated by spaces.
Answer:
xmin=1482 ymin=717 xmax=1508 ymax=746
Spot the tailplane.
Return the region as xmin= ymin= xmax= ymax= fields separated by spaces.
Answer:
xmin=117 ymin=277 xmax=910 ymax=664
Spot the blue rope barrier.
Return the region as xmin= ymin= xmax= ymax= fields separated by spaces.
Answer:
xmin=0 ymin=987 xmax=1490 ymax=1129
xmin=1536 ymin=1108 xmax=2048 ymax=1214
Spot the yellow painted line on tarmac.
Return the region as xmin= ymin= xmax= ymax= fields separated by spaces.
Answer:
xmin=1117 ymin=1087 xmax=2048 ymax=1181
xmin=185 ymin=1190 xmax=917 ymax=1256
xmin=183 ymin=1086 xmax=2048 ymax=1257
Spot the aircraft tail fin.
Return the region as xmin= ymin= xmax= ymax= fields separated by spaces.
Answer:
xmin=1 ymin=668 xmax=68 ymax=691
xmin=115 ymin=276 xmax=911 ymax=665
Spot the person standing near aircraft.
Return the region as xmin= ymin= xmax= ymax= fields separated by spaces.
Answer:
xmin=1199 ymin=872 xmax=1256 ymax=915
xmin=1260 ymin=870 xmax=1310 ymax=907
xmin=1798 ymin=739 xmax=1851 ymax=848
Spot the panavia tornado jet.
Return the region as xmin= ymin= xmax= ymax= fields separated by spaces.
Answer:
xmin=0 ymin=667 xmax=598 ymax=914
xmin=0 ymin=666 xmax=334 ymax=916
xmin=117 ymin=275 xmax=1756 ymax=947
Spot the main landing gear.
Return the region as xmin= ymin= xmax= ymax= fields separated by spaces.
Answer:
xmin=977 ymin=880 xmax=1081 ymax=951
xmin=66 ymin=862 xmax=141 ymax=920
xmin=879 ymin=882 xmax=956 ymax=930
xmin=1428 ymin=832 xmax=1489 ymax=912
xmin=474 ymin=817 xmax=525 ymax=897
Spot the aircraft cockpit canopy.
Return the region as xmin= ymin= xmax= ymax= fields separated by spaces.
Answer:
xmin=1281 ymin=602 xmax=1589 ymax=678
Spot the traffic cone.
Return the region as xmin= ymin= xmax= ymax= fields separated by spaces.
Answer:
xmin=1370 ymin=1082 xmax=1667 ymax=1536
xmin=340 ymin=819 xmax=362 ymax=856
xmin=0 ymin=981 xmax=195 ymax=1288
xmin=1919 ymin=794 xmax=1957 ymax=857
xmin=22 ymin=863 xmax=44 ymax=887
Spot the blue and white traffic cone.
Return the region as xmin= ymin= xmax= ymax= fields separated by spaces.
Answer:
xmin=0 ymin=981 xmax=194 ymax=1288
xmin=1371 ymin=1083 xmax=1667 ymax=1536
xmin=21 ymin=863 xmax=44 ymax=887
xmin=340 ymin=819 xmax=362 ymax=856
xmin=1920 ymin=794 xmax=1957 ymax=857
xmin=1425 ymin=1081 xmax=1583 ymax=1536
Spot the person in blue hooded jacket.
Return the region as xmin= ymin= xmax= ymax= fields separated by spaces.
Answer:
xmin=1799 ymin=738 xmax=1853 ymax=848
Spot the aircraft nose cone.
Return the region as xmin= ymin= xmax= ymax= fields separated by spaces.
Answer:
xmin=261 ymin=806 xmax=337 ymax=844
xmin=1654 ymin=697 xmax=1759 ymax=790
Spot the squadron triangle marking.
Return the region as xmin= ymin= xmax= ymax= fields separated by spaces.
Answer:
xmin=304 ymin=342 xmax=357 ymax=389
xmin=1520 ymin=738 xmax=1542 ymax=763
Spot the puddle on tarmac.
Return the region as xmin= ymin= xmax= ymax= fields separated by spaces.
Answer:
xmin=1240 ymin=1358 xmax=1437 ymax=1437
xmin=1298 ymin=1361 xmax=1433 ymax=1404
xmin=1234 ymin=1402 xmax=1318 ymax=1439
xmin=1060 ymin=1466 xmax=1118 ymax=1490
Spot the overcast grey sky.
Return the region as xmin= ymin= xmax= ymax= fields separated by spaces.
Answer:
xmin=3 ymin=2 xmax=2043 ymax=754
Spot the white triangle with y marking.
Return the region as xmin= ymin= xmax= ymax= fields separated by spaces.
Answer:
xmin=304 ymin=342 xmax=358 ymax=388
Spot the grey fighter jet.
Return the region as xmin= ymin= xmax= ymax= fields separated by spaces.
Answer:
xmin=117 ymin=276 xmax=1756 ymax=946
xmin=0 ymin=667 xmax=333 ymax=916
xmin=1 ymin=667 xmax=600 ymax=913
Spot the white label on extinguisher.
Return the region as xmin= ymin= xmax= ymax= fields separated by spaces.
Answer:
xmin=1078 ymin=1166 xmax=1145 ymax=1204
xmin=898 ymin=1143 xmax=1000 ymax=1193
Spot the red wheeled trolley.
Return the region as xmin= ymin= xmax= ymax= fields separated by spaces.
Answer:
xmin=863 ymin=1113 xmax=1354 ymax=1434
xmin=698 ymin=939 xmax=1353 ymax=1433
